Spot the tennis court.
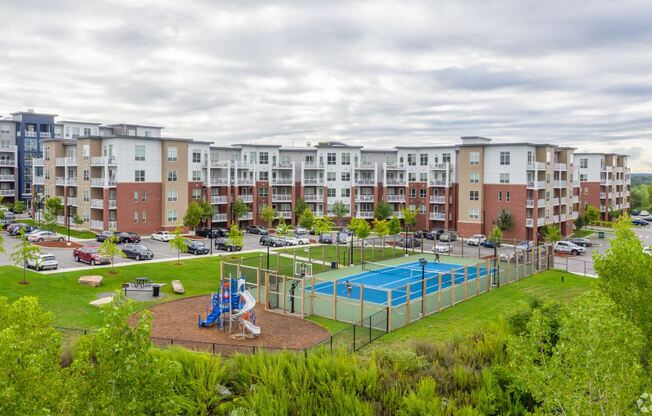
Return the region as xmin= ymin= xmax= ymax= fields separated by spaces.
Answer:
xmin=310 ymin=260 xmax=496 ymax=307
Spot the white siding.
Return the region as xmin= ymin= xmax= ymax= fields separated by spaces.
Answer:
xmin=103 ymin=138 xmax=162 ymax=182
xmin=483 ymin=145 xmax=531 ymax=184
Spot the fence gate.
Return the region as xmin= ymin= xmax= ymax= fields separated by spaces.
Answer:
xmin=265 ymin=272 xmax=306 ymax=318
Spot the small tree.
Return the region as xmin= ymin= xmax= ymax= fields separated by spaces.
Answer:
xmin=42 ymin=197 xmax=62 ymax=231
xmin=298 ymin=207 xmax=315 ymax=231
xmin=349 ymin=218 xmax=371 ymax=265
xmin=12 ymin=200 xmax=25 ymax=214
xmin=183 ymin=201 xmax=204 ymax=233
xmin=374 ymin=201 xmax=393 ymax=221
xmin=584 ymin=204 xmax=600 ymax=225
xmin=293 ymin=198 xmax=308 ymax=222
xmin=198 ymin=200 xmax=214 ymax=228
xmin=168 ymin=227 xmax=187 ymax=264
xmin=400 ymin=207 xmax=417 ymax=234
xmin=276 ymin=216 xmax=289 ymax=238
xmin=608 ymin=207 xmax=621 ymax=220
xmin=330 ymin=201 xmax=349 ymax=227
xmin=312 ymin=216 xmax=334 ymax=236
xmin=373 ymin=218 xmax=389 ymax=258
xmin=542 ymin=225 xmax=562 ymax=243
xmin=487 ymin=226 xmax=503 ymax=287
xmin=71 ymin=213 xmax=84 ymax=227
xmin=98 ymin=232 xmax=125 ymax=273
xmin=10 ymin=228 xmax=41 ymax=284
xmin=231 ymin=198 xmax=249 ymax=226
xmin=388 ymin=216 xmax=402 ymax=236
xmin=259 ymin=204 xmax=276 ymax=229
xmin=227 ymin=222 xmax=244 ymax=249
xmin=574 ymin=215 xmax=584 ymax=230
xmin=495 ymin=209 xmax=513 ymax=231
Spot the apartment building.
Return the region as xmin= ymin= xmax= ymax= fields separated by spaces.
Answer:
xmin=0 ymin=118 xmax=19 ymax=203
xmin=576 ymin=153 xmax=631 ymax=220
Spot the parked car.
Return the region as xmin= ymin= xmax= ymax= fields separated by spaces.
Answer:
xmin=185 ymin=240 xmax=210 ymax=255
xmin=122 ymin=243 xmax=154 ymax=260
xmin=397 ymin=237 xmax=421 ymax=248
xmin=151 ymin=231 xmax=174 ymax=241
xmin=434 ymin=242 xmax=452 ymax=253
xmin=214 ymin=237 xmax=242 ymax=252
xmin=119 ymin=232 xmax=141 ymax=244
xmin=413 ymin=230 xmax=429 ymax=239
xmin=281 ymin=236 xmax=298 ymax=246
xmin=481 ymin=239 xmax=501 ymax=248
xmin=439 ymin=231 xmax=458 ymax=242
xmin=643 ymin=216 xmax=652 ymax=223
xmin=96 ymin=230 xmax=120 ymax=242
xmin=10 ymin=224 xmax=37 ymax=236
xmin=293 ymin=235 xmax=311 ymax=245
xmin=73 ymin=247 xmax=110 ymax=265
xmin=23 ymin=225 xmax=41 ymax=236
xmin=295 ymin=226 xmax=309 ymax=235
xmin=570 ymin=237 xmax=592 ymax=247
xmin=246 ymin=225 xmax=268 ymax=235
xmin=318 ymin=234 xmax=333 ymax=244
xmin=516 ymin=240 xmax=534 ymax=252
xmin=644 ymin=246 xmax=652 ymax=256
xmin=6 ymin=222 xmax=26 ymax=234
xmin=467 ymin=234 xmax=485 ymax=246
xmin=27 ymin=230 xmax=64 ymax=243
xmin=260 ymin=235 xmax=274 ymax=246
xmin=426 ymin=229 xmax=444 ymax=240
xmin=268 ymin=237 xmax=287 ymax=247
xmin=196 ymin=227 xmax=226 ymax=238
xmin=554 ymin=240 xmax=585 ymax=255
xmin=639 ymin=210 xmax=650 ymax=217
xmin=632 ymin=218 xmax=648 ymax=226
xmin=27 ymin=252 xmax=59 ymax=271
xmin=631 ymin=209 xmax=641 ymax=216
xmin=337 ymin=231 xmax=351 ymax=244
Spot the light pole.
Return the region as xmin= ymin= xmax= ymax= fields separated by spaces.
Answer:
xmin=65 ymin=192 xmax=71 ymax=246
xmin=266 ymin=244 xmax=270 ymax=270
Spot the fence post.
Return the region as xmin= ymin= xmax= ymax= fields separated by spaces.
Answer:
xmin=353 ymin=324 xmax=356 ymax=352
xmin=476 ymin=262 xmax=481 ymax=294
xmin=421 ymin=275 xmax=426 ymax=318
xmin=293 ymin=248 xmax=296 ymax=275
xmin=322 ymin=245 xmax=326 ymax=273
xmin=265 ymin=272 xmax=270 ymax=310
xmin=301 ymin=275 xmax=306 ymax=317
xmin=333 ymin=278 xmax=337 ymax=320
xmin=451 ymin=268 xmax=456 ymax=307
xmin=463 ymin=265 xmax=468 ymax=300
xmin=461 ymin=236 xmax=464 ymax=257
xmin=310 ymin=275 xmax=315 ymax=315
xmin=259 ymin=255 xmax=262 ymax=270
xmin=405 ymin=283 xmax=411 ymax=325
xmin=282 ymin=275 xmax=287 ymax=315
xmin=256 ymin=268 xmax=261 ymax=302
xmin=387 ymin=290 xmax=393 ymax=331
xmin=438 ymin=273 xmax=442 ymax=311
xmin=369 ymin=315 xmax=372 ymax=343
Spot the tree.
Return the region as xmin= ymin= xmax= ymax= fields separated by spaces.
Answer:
xmin=508 ymin=290 xmax=645 ymax=415
xmin=259 ymin=204 xmax=276 ymax=229
xmin=183 ymin=201 xmax=204 ymax=232
xmin=608 ymin=207 xmax=621 ymax=220
xmin=12 ymin=200 xmax=25 ymax=214
xmin=388 ymin=216 xmax=402 ymax=236
xmin=71 ymin=213 xmax=84 ymax=227
xmin=231 ymin=198 xmax=249 ymax=226
xmin=584 ymin=204 xmax=600 ymax=225
xmin=631 ymin=185 xmax=649 ymax=210
xmin=373 ymin=218 xmax=389 ymax=258
xmin=98 ymin=231 xmax=125 ymax=273
xmin=494 ymin=209 xmax=513 ymax=231
xmin=169 ymin=227 xmax=187 ymax=264
xmin=227 ymin=222 xmax=244 ymax=249
xmin=487 ymin=226 xmax=503 ymax=287
xmin=10 ymin=228 xmax=41 ymax=284
xmin=276 ymin=216 xmax=289 ymax=238
xmin=400 ymin=207 xmax=417 ymax=233
xmin=330 ymin=201 xmax=349 ymax=227
xmin=574 ymin=214 xmax=584 ymax=230
xmin=374 ymin=201 xmax=393 ymax=221
xmin=42 ymin=197 xmax=62 ymax=231
xmin=542 ymin=225 xmax=562 ymax=243
xmin=197 ymin=200 xmax=214 ymax=227
xmin=312 ymin=216 xmax=334 ymax=236
xmin=298 ymin=207 xmax=314 ymax=231
xmin=349 ymin=218 xmax=371 ymax=265
xmin=293 ymin=198 xmax=308 ymax=221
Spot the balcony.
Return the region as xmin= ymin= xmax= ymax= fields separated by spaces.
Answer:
xmin=303 ymin=178 xmax=324 ymax=186
xmin=387 ymin=194 xmax=405 ymax=202
xmin=355 ymin=211 xmax=374 ymax=219
xmin=0 ymin=159 xmax=17 ymax=166
xmin=600 ymin=206 xmax=606 ymax=213
xmin=553 ymin=215 xmax=559 ymax=223
xmin=91 ymin=156 xmax=117 ymax=166
xmin=527 ymin=181 xmax=545 ymax=189
xmin=354 ymin=162 xmax=375 ymax=170
xmin=553 ymin=197 xmax=560 ymax=205
xmin=303 ymin=162 xmax=324 ymax=170
xmin=572 ymin=195 xmax=579 ymax=204
xmin=55 ymin=177 xmax=65 ymax=186
xmin=526 ymin=199 xmax=534 ymax=208
xmin=240 ymin=195 xmax=253 ymax=203
xmin=56 ymin=215 xmax=71 ymax=226
xmin=560 ymin=214 xmax=567 ymax=222
xmin=0 ymin=189 xmax=15 ymax=197
xmin=277 ymin=211 xmax=293 ymax=219
xmin=554 ymin=180 xmax=567 ymax=187
xmin=537 ymin=218 xmax=545 ymax=227
xmin=33 ymin=176 xmax=43 ymax=185
xmin=554 ymin=163 xmax=567 ymax=171
xmin=271 ymin=177 xmax=293 ymax=185
xmin=623 ymin=202 xmax=630 ymax=208
xmin=393 ymin=211 xmax=405 ymax=219
xmin=235 ymin=178 xmax=254 ymax=186
xmin=304 ymin=194 xmax=322 ymax=202
xmin=91 ymin=177 xmax=116 ymax=187
xmin=600 ymin=179 xmax=607 ymax=185
xmin=526 ymin=218 xmax=534 ymax=227
xmin=560 ymin=197 xmax=567 ymax=205
xmin=40 ymin=132 xmax=51 ymax=138
xmin=209 ymin=177 xmax=229 ymax=186
xmin=608 ymin=192 xmax=614 ymax=198
xmin=354 ymin=178 xmax=375 ymax=186
xmin=429 ymin=212 xmax=445 ymax=221
xmin=430 ymin=195 xmax=446 ymax=204
xmin=238 ymin=213 xmax=253 ymax=221
xmin=386 ymin=178 xmax=407 ymax=186
xmin=429 ymin=179 xmax=447 ymax=187
xmin=211 ymin=195 xmax=228 ymax=204
xmin=67 ymin=197 xmax=77 ymax=206
xmin=429 ymin=163 xmax=449 ymax=170
xmin=91 ymin=199 xmax=104 ymax=209
xmin=355 ymin=194 xmax=375 ymax=202
xmin=538 ymin=198 xmax=546 ymax=208
xmin=600 ymin=192 xmax=606 ymax=199
xmin=526 ymin=161 xmax=545 ymax=170
xmin=0 ymin=174 xmax=15 ymax=181
xmin=24 ymin=131 xmax=37 ymax=138
xmin=385 ymin=162 xmax=406 ymax=170
xmin=66 ymin=178 xmax=77 ymax=186
xmin=90 ymin=220 xmax=104 ymax=230
xmin=212 ymin=213 xmax=227 ymax=222
xmin=109 ymin=220 xmax=117 ymax=230
xmin=109 ymin=200 xmax=117 ymax=209
xmin=236 ymin=162 xmax=255 ymax=170
xmin=272 ymin=194 xmax=292 ymax=202
xmin=572 ymin=211 xmax=579 ymax=219
xmin=272 ymin=162 xmax=293 ymax=169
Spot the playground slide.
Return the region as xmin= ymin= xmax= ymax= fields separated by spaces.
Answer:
xmin=199 ymin=307 xmax=223 ymax=327
xmin=232 ymin=290 xmax=261 ymax=336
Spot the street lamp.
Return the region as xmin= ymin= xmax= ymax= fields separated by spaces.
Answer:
xmin=64 ymin=192 xmax=71 ymax=246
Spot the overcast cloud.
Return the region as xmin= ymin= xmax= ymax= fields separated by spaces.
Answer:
xmin=1 ymin=0 xmax=651 ymax=171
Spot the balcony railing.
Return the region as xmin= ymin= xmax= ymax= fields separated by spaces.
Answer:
xmin=303 ymin=162 xmax=324 ymax=169
xmin=526 ymin=161 xmax=545 ymax=170
xmin=0 ymin=189 xmax=15 ymax=197
xmin=386 ymin=178 xmax=406 ymax=186
xmin=429 ymin=179 xmax=447 ymax=187
xmin=32 ymin=158 xmax=43 ymax=166
xmin=600 ymin=206 xmax=606 ymax=213
xmin=393 ymin=211 xmax=404 ymax=219
xmin=91 ymin=156 xmax=117 ymax=166
xmin=354 ymin=179 xmax=375 ymax=186
xmin=272 ymin=194 xmax=292 ymax=202
xmin=355 ymin=211 xmax=374 ymax=219
xmin=24 ymin=131 xmax=37 ymax=137
xmin=429 ymin=163 xmax=449 ymax=170
xmin=236 ymin=162 xmax=255 ymax=170
xmin=303 ymin=178 xmax=324 ymax=185
xmin=572 ymin=211 xmax=579 ymax=219
xmin=272 ymin=162 xmax=293 ymax=169
xmin=429 ymin=212 xmax=445 ymax=221
xmin=238 ymin=213 xmax=254 ymax=221
xmin=538 ymin=218 xmax=545 ymax=227
xmin=554 ymin=163 xmax=567 ymax=171
xmin=354 ymin=162 xmax=375 ymax=169
xmin=430 ymin=195 xmax=446 ymax=204
xmin=526 ymin=199 xmax=534 ymax=208
xmin=66 ymin=178 xmax=77 ymax=186
xmin=240 ymin=195 xmax=253 ymax=203
xmin=209 ymin=177 xmax=229 ymax=186
xmin=560 ymin=214 xmax=567 ymax=222
xmin=33 ymin=176 xmax=43 ymax=184
xmin=385 ymin=162 xmax=406 ymax=169
xmin=356 ymin=194 xmax=375 ymax=202
xmin=91 ymin=177 xmax=116 ymax=187
xmin=538 ymin=198 xmax=546 ymax=207
xmin=91 ymin=199 xmax=104 ymax=209
xmin=0 ymin=174 xmax=15 ymax=181
xmin=67 ymin=197 xmax=77 ymax=206
xmin=271 ymin=177 xmax=293 ymax=185
xmin=90 ymin=220 xmax=104 ymax=230
xmin=527 ymin=181 xmax=545 ymax=189
xmin=277 ymin=211 xmax=293 ymax=219
xmin=211 ymin=195 xmax=227 ymax=204
xmin=600 ymin=179 xmax=607 ymax=185
xmin=387 ymin=194 xmax=405 ymax=202
xmin=109 ymin=220 xmax=117 ymax=230
xmin=599 ymin=192 xmax=606 ymax=199
xmin=212 ymin=213 xmax=227 ymax=222
xmin=554 ymin=180 xmax=567 ymax=187
xmin=55 ymin=177 xmax=65 ymax=186
xmin=109 ymin=200 xmax=117 ymax=209
xmin=560 ymin=197 xmax=567 ymax=205
xmin=553 ymin=197 xmax=560 ymax=205
xmin=236 ymin=178 xmax=254 ymax=186
xmin=210 ymin=160 xmax=230 ymax=168
xmin=526 ymin=218 xmax=534 ymax=227
xmin=40 ymin=132 xmax=51 ymax=138
xmin=304 ymin=194 xmax=322 ymax=202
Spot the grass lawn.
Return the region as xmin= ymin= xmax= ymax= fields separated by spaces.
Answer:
xmin=376 ymin=269 xmax=593 ymax=345
xmin=19 ymin=219 xmax=97 ymax=239
xmin=306 ymin=315 xmax=351 ymax=334
xmin=570 ymin=229 xmax=595 ymax=238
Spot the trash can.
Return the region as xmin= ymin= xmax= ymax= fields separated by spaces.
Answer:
xmin=598 ymin=231 xmax=605 ymax=239
xmin=152 ymin=285 xmax=160 ymax=297
xmin=331 ymin=261 xmax=338 ymax=269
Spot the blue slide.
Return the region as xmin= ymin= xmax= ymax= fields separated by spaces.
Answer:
xmin=199 ymin=307 xmax=226 ymax=327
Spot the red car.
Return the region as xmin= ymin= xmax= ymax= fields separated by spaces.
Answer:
xmin=72 ymin=246 xmax=110 ymax=266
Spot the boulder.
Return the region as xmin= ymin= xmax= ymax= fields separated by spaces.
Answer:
xmin=90 ymin=296 xmax=113 ymax=307
xmin=78 ymin=275 xmax=103 ymax=287
xmin=171 ymin=280 xmax=185 ymax=294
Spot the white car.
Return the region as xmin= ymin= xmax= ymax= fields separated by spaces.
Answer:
xmin=434 ymin=242 xmax=452 ymax=253
xmin=282 ymin=237 xmax=299 ymax=246
xmin=640 ymin=210 xmax=650 ymax=217
xmin=294 ymin=235 xmax=311 ymax=245
xmin=151 ymin=231 xmax=174 ymax=242
xmin=27 ymin=253 xmax=58 ymax=271
xmin=467 ymin=234 xmax=485 ymax=246
xmin=554 ymin=240 xmax=585 ymax=255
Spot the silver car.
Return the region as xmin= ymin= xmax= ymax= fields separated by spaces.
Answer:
xmin=27 ymin=253 xmax=59 ymax=271
xmin=27 ymin=230 xmax=65 ymax=243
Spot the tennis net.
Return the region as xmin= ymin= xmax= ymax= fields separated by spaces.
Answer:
xmin=364 ymin=260 xmax=441 ymax=282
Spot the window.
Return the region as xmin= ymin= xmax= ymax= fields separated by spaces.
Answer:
xmin=142 ymin=191 xmax=147 ymax=202
xmin=167 ymin=146 xmax=178 ymax=161
xmin=167 ymin=210 xmax=178 ymax=222
xmin=469 ymin=208 xmax=480 ymax=219
xmin=192 ymin=150 xmax=201 ymax=163
xmin=499 ymin=173 xmax=510 ymax=184
xmin=506 ymin=191 xmax=511 ymax=202
xmin=469 ymin=172 xmax=479 ymax=183
xmin=305 ymin=154 xmax=315 ymax=164
xmin=135 ymin=145 xmax=146 ymax=161
xmin=442 ymin=153 xmax=451 ymax=163
xmin=410 ymin=188 xmax=416 ymax=198
xmin=327 ymin=153 xmax=336 ymax=165
xmin=167 ymin=171 xmax=178 ymax=182
xmin=44 ymin=146 xmax=50 ymax=160
xmin=83 ymin=169 xmax=89 ymax=181
xmin=135 ymin=170 xmax=145 ymax=182
xmin=258 ymin=187 xmax=268 ymax=197
xmin=408 ymin=173 xmax=416 ymax=182
xmin=498 ymin=192 xmax=502 ymax=202
xmin=419 ymin=204 xmax=426 ymax=214
xmin=259 ymin=171 xmax=268 ymax=181
xmin=82 ymin=211 xmax=89 ymax=222
xmin=133 ymin=191 xmax=138 ymax=202
xmin=341 ymin=188 xmax=350 ymax=198
xmin=327 ymin=172 xmax=336 ymax=182
xmin=83 ymin=128 xmax=91 ymax=136
xmin=192 ymin=170 xmax=202 ymax=181
xmin=25 ymin=138 xmax=37 ymax=152
xmin=580 ymin=174 xmax=587 ymax=182
xmin=469 ymin=191 xmax=479 ymax=201
xmin=327 ymin=188 xmax=336 ymax=198
xmin=341 ymin=172 xmax=350 ymax=181
xmin=580 ymin=158 xmax=588 ymax=169
xmin=133 ymin=211 xmax=139 ymax=224
xmin=259 ymin=152 xmax=268 ymax=164
xmin=407 ymin=153 xmax=416 ymax=166
xmin=167 ymin=191 xmax=178 ymax=202
xmin=499 ymin=151 xmax=511 ymax=165
xmin=546 ymin=191 xmax=550 ymax=201
xmin=419 ymin=189 xmax=426 ymax=198
xmin=45 ymin=169 xmax=50 ymax=180
xmin=142 ymin=211 xmax=147 ymax=223
xmin=419 ymin=172 xmax=427 ymax=182
xmin=469 ymin=152 xmax=480 ymax=165
xmin=341 ymin=153 xmax=350 ymax=165
xmin=83 ymin=190 xmax=89 ymax=202
xmin=420 ymin=154 xmax=428 ymax=166
xmin=64 ymin=127 xmax=70 ymax=137
xmin=192 ymin=188 xmax=202 ymax=199
xmin=72 ymin=127 xmax=80 ymax=137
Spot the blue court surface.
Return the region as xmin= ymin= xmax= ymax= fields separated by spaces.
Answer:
xmin=310 ymin=260 xmax=496 ymax=307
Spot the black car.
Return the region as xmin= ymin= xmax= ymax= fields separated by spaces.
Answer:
xmin=12 ymin=224 xmax=39 ymax=236
xmin=246 ymin=225 xmax=268 ymax=235
xmin=121 ymin=243 xmax=154 ymax=261
xmin=570 ymin=238 xmax=592 ymax=247
xmin=214 ymin=237 xmax=242 ymax=252
xmin=196 ymin=227 xmax=224 ymax=238
xmin=119 ymin=232 xmax=141 ymax=244
xmin=96 ymin=230 xmax=121 ymax=242
xmin=481 ymin=239 xmax=501 ymax=248
xmin=426 ymin=229 xmax=445 ymax=240
xmin=413 ymin=230 xmax=429 ymax=239
xmin=318 ymin=234 xmax=333 ymax=244
xmin=186 ymin=240 xmax=210 ymax=255
xmin=397 ymin=237 xmax=421 ymax=248
xmin=260 ymin=235 xmax=274 ymax=246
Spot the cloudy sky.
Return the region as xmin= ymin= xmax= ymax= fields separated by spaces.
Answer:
xmin=1 ymin=0 xmax=651 ymax=171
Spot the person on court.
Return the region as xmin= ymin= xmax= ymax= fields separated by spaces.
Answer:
xmin=345 ymin=280 xmax=353 ymax=297
xmin=434 ymin=252 xmax=440 ymax=262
